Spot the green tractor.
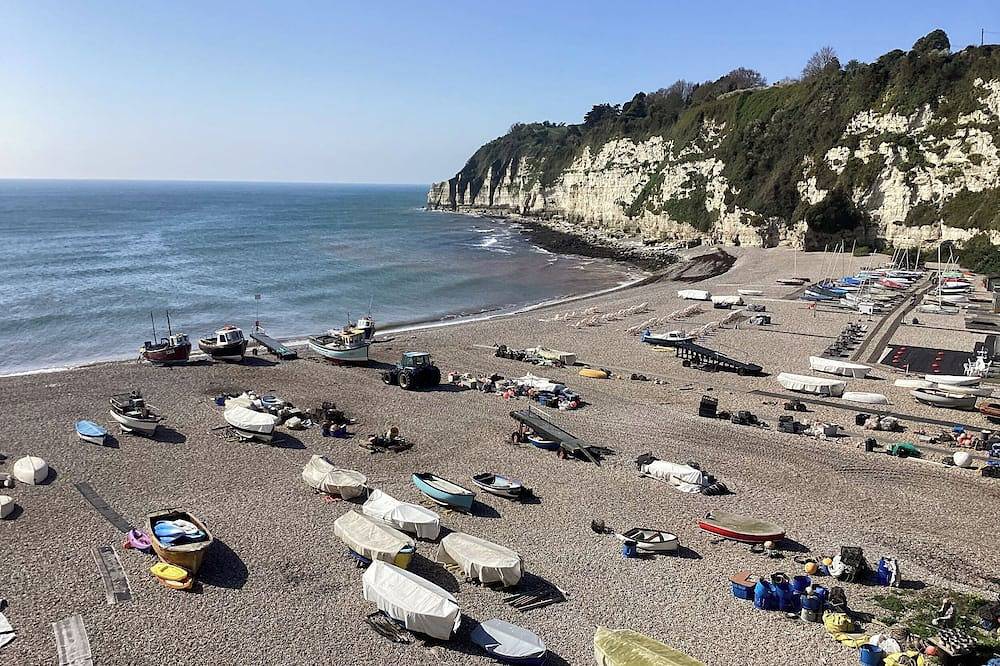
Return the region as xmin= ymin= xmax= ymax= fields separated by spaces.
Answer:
xmin=381 ymin=352 xmax=442 ymax=390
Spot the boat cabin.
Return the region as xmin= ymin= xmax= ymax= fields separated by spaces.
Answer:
xmin=212 ymin=327 xmax=244 ymax=345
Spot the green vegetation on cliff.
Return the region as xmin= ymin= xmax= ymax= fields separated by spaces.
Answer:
xmin=448 ymin=30 xmax=1000 ymax=242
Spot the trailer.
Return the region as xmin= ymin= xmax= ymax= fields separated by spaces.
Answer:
xmin=509 ymin=409 xmax=604 ymax=464
xmin=674 ymin=342 xmax=762 ymax=376
xmin=250 ymin=329 xmax=298 ymax=360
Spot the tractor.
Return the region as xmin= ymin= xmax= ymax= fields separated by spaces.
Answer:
xmin=381 ymin=352 xmax=441 ymax=390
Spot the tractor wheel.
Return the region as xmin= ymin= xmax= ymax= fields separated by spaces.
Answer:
xmin=682 ymin=359 xmax=691 ymax=368
xmin=425 ymin=365 xmax=441 ymax=387
xmin=398 ymin=370 xmax=414 ymax=390
xmin=381 ymin=370 xmax=396 ymax=385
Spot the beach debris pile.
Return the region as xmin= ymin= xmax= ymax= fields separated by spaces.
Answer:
xmin=363 ymin=426 xmax=411 ymax=453
xmin=494 ymin=345 xmax=576 ymax=367
xmin=697 ymin=395 xmax=767 ymax=428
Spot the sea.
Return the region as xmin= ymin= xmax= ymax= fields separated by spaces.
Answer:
xmin=0 ymin=180 xmax=640 ymax=375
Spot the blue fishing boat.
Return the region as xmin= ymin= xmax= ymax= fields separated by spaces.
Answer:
xmin=75 ymin=420 xmax=108 ymax=445
xmin=411 ymin=473 xmax=475 ymax=511
xmin=471 ymin=619 xmax=547 ymax=665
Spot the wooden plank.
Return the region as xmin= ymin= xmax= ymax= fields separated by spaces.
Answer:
xmin=52 ymin=614 xmax=93 ymax=666
xmin=92 ymin=545 xmax=132 ymax=605
xmin=250 ymin=330 xmax=298 ymax=360
xmin=74 ymin=482 xmax=133 ymax=533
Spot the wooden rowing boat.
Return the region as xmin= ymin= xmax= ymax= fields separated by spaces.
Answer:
xmin=146 ymin=508 xmax=214 ymax=573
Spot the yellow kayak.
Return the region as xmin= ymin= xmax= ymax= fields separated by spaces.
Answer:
xmin=579 ymin=368 xmax=608 ymax=379
xmin=594 ymin=627 xmax=703 ymax=666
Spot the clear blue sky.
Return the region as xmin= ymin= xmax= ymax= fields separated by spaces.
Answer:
xmin=1 ymin=1 xmax=996 ymax=184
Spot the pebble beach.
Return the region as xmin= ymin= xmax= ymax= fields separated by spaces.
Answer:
xmin=2 ymin=246 xmax=998 ymax=665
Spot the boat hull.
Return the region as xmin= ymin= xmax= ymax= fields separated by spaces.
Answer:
xmin=198 ymin=339 xmax=247 ymax=361
xmin=911 ymin=389 xmax=977 ymax=410
xmin=141 ymin=343 xmax=191 ymax=365
xmin=75 ymin=420 xmax=108 ymax=445
xmin=697 ymin=511 xmax=784 ymax=544
xmin=109 ymin=409 xmax=159 ymax=435
xmin=308 ymin=339 xmax=370 ymax=364
xmin=146 ymin=509 xmax=214 ymax=573
xmin=412 ymin=473 xmax=474 ymax=511
xmin=471 ymin=473 xmax=524 ymax=499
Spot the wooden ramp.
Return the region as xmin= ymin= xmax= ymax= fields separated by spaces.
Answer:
xmin=250 ymin=330 xmax=298 ymax=360
xmin=675 ymin=342 xmax=763 ymax=376
xmin=510 ymin=409 xmax=601 ymax=464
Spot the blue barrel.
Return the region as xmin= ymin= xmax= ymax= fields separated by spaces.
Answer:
xmin=858 ymin=644 xmax=884 ymax=666
xmin=622 ymin=540 xmax=637 ymax=559
xmin=214 ymin=395 xmax=226 ymax=406
xmin=753 ymin=580 xmax=775 ymax=610
xmin=800 ymin=594 xmax=820 ymax=611
xmin=813 ymin=585 xmax=828 ymax=607
xmin=774 ymin=579 xmax=798 ymax=611
xmin=792 ymin=575 xmax=811 ymax=593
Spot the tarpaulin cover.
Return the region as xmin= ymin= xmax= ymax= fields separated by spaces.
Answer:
xmin=362 ymin=560 xmax=460 ymax=640
xmin=593 ymin=627 xmax=704 ymax=666
xmin=640 ymin=461 xmax=704 ymax=493
xmin=435 ymin=532 xmax=522 ymax=587
xmin=362 ymin=489 xmax=441 ymax=539
xmin=301 ymin=456 xmax=366 ymax=499
xmin=333 ymin=511 xmax=413 ymax=563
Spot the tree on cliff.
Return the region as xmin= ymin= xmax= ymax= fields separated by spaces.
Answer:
xmin=912 ymin=29 xmax=950 ymax=54
xmin=583 ymin=103 xmax=620 ymax=126
xmin=802 ymin=46 xmax=840 ymax=79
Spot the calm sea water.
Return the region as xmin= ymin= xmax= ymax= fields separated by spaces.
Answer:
xmin=0 ymin=180 xmax=637 ymax=375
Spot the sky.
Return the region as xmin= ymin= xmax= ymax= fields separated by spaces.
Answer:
xmin=1 ymin=1 xmax=998 ymax=184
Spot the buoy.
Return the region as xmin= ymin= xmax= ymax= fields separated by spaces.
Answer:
xmin=763 ymin=540 xmax=774 ymax=550
xmin=804 ymin=562 xmax=818 ymax=574
xmin=953 ymin=451 xmax=974 ymax=468
xmin=822 ymin=557 xmax=833 ymax=566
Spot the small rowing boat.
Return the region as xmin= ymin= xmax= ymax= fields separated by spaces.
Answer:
xmin=616 ymin=528 xmax=679 ymax=554
xmin=412 ymin=472 xmax=475 ymax=511
xmin=75 ymin=420 xmax=108 ymax=445
xmin=146 ymin=508 xmax=214 ymax=573
xmin=911 ymin=388 xmax=977 ymax=410
xmin=471 ymin=473 xmax=526 ymax=499
xmin=697 ymin=510 xmax=784 ymax=544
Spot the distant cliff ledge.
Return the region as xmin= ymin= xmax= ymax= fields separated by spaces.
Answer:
xmin=429 ymin=30 xmax=1000 ymax=251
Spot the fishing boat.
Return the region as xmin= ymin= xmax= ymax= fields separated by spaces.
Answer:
xmin=108 ymin=391 xmax=162 ymax=435
xmin=616 ymin=528 xmax=679 ymax=554
xmin=841 ymin=392 xmax=889 ymax=405
xmin=139 ymin=312 xmax=191 ymax=365
xmin=435 ymin=532 xmax=523 ymax=586
xmin=594 ymin=627 xmax=704 ymax=666
xmin=354 ymin=314 xmax=376 ymax=340
xmin=75 ymin=420 xmax=108 ymax=445
xmin=362 ymin=560 xmax=461 ymax=640
xmin=308 ymin=329 xmax=370 ymax=364
xmin=412 ymin=473 xmax=475 ymax=511
xmin=894 ymin=378 xmax=934 ymax=389
xmin=471 ymin=473 xmax=525 ymax=500
xmin=12 ymin=455 xmax=48 ymax=485
xmin=776 ymin=372 xmax=847 ymax=397
xmin=224 ymin=405 xmax=279 ymax=442
xmin=911 ymin=388 xmax=977 ymax=410
xmin=924 ymin=374 xmax=981 ymax=387
xmin=301 ymin=456 xmax=367 ymax=499
xmin=146 ymin=508 xmax=214 ymax=573
xmin=697 ymin=510 xmax=785 ymax=544
xmin=362 ymin=489 xmax=441 ymax=539
xmin=640 ymin=330 xmax=696 ymax=347
xmin=333 ymin=511 xmax=415 ymax=569
xmin=198 ymin=325 xmax=247 ymax=361
xmin=470 ymin=619 xmax=546 ymax=666
xmin=677 ymin=289 xmax=711 ymax=301
xmin=808 ymin=356 xmax=871 ymax=378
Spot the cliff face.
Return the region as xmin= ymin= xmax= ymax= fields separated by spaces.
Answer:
xmin=428 ymin=32 xmax=1000 ymax=250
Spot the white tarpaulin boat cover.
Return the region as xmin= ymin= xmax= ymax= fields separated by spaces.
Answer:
xmin=515 ymin=373 xmax=565 ymax=393
xmin=842 ymin=392 xmax=889 ymax=405
xmin=362 ymin=489 xmax=441 ymax=539
xmin=435 ymin=532 xmax=523 ymax=587
xmin=224 ymin=405 xmax=278 ymax=434
xmin=301 ymin=456 xmax=366 ymax=498
xmin=677 ymin=289 xmax=711 ymax=301
xmin=710 ymin=295 xmax=742 ymax=306
xmin=808 ymin=356 xmax=871 ymax=378
xmin=776 ymin=372 xmax=847 ymax=397
xmin=362 ymin=560 xmax=460 ymax=640
xmin=640 ymin=460 xmax=704 ymax=493
xmin=333 ymin=511 xmax=413 ymax=563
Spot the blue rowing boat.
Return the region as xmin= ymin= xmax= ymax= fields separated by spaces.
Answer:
xmin=411 ymin=473 xmax=475 ymax=511
xmin=75 ymin=420 xmax=107 ymax=445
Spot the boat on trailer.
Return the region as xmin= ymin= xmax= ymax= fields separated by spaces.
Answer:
xmin=697 ymin=510 xmax=785 ymax=544
xmin=412 ymin=473 xmax=475 ymax=511
xmin=198 ymin=325 xmax=247 ymax=361
xmin=616 ymin=528 xmax=679 ymax=554
xmin=308 ymin=329 xmax=370 ymax=364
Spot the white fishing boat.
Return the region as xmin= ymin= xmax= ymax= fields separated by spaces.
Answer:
xmin=223 ymin=405 xmax=279 ymax=442
xmin=808 ymin=356 xmax=871 ymax=378
xmin=842 ymin=392 xmax=889 ymax=405
xmin=198 ymin=325 xmax=247 ymax=361
xmin=334 ymin=511 xmax=415 ymax=568
xmin=362 ymin=489 xmax=441 ymax=539
xmin=911 ymin=388 xmax=977 ymax=410
xmin=640 ymin=330 xmax=696 ymax=347
xmin=108 ymin=391 xmax=162 ymax=435
xmin=677 ymin=289 xmax=711 ymax=301
xmin=12 ymin=456 xmax=48 ymax=485
xmin=776 ymin=372 xmax=847 ymax=397
xmin=301 ymin=456 xmax=367 ymax=499
xmin=616 ymin=528 xmax=680 ymax=554
xmin=924 ymin=374 xmax=981 ymax=387
xmin=362 ymin=560 xmax=461 ymax=640
xmin=308 ymin=329 xmax=370 ymax=364
xmin=435 ymin=532 xmax=523 ymax=587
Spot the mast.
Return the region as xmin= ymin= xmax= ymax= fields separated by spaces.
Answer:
xmin=150 ymin=312 xmax=157 ymax=341
xmin=166 ymin=310 xmax=173 ymax=336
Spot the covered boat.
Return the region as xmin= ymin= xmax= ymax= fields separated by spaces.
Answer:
xmin=435 ymin=532 xmax=523 ymax=587
xmin=75 ymin=420 xmax=108 ymax=445
xmin=301 ymin=456 xmax=367 ymax=498
xmin=362 ymin=489 xmax=440 ymax=539
xmin=362 ymin=560 xmax=460 ymax=640
xmin=146 ymin=508 xmax=214 ymax=573
xmin=198 ymin=325 xmax=247 ymax=361
xmin=333 ymin=511 xmax=415 ymax=568
xmin=637 ymin=459 xmax=704 ymax=493
xmin=109 ymin=391 xmax=162 ymax=435
xmin=308 ymin=329 xmax=370 ymax=364
xmin=412 ymin=473 xmax=475 ymax=511
xmin=12 ymin=456 xmax=48 ymax=485
xmin=924 ymin=374 xmax=981 ymax=387
xmin=533 ymin=347 xmax=576 ymax=366
xmin=471 ymin=473 xmax=525 ymax=499
xmin=808 ymin=356 xmax=871 ymax=378
xmin=471 ymin=619 xmax=546 ymax=666
xmin=677 ymin=289 xmax=711 ymax=301
xmin=911 ymin=388 xmax=977 ymax=410
xmin=640 ymin=330 xmax=696 ymax=347
xmin=224 ymin=405 xmax=279 ymax=442
xmin=617 ymin=528 xmax=679 ymax=554
xmin=594 ymin=627 xmax=703 ymax=666
xmin=514 ymin=373 xmax=565 ymax=393
xmin=776 ymin=372 xmax=847 ymax=397
xmin=697 ymin=510 xmax=784 ymax=544
xmin=894 ymin=378 xmax=934 ymax=389
xmin=842 ymin=392 xmax=889 ymax=405
xmin=710 ymin=294 xmax=742 ymax=307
